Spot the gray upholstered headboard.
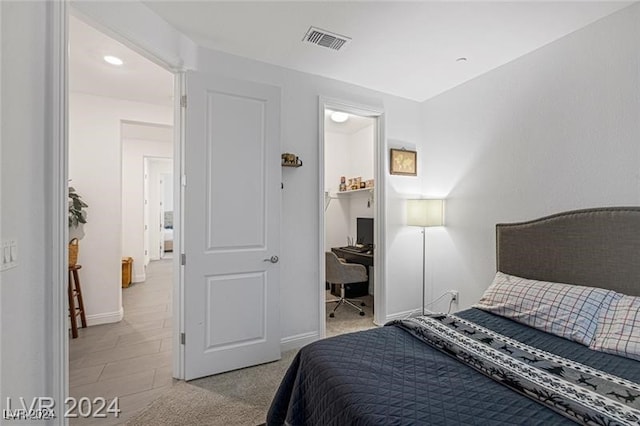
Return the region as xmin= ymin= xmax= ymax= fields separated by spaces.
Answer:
xmin=496 ymin=207 xmax=640 ymax=296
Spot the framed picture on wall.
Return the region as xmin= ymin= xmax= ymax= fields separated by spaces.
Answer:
xmin=390 ymin=148 xmax=417 ymax=176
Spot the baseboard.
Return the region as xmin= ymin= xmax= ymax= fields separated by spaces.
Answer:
xmin=86 ymin=306 xmax=124 ymax=326
xmin=384 ymin=309 xmax=418 ymax=323
xmin=132 ymin=271 xmax=146 ymax=283
xmin=280 ymin=331 xmax=319 ymax=352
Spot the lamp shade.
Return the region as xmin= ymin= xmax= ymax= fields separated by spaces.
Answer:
xmin=407 ymin=199 xmax=444 ymax=227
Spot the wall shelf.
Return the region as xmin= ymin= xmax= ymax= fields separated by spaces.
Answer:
xmin=334 ymin=187 xmax=373 ymax=196
xmin=325 ymin=187 xmax=374 ymax=211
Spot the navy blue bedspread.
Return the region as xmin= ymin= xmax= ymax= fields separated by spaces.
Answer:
xmin=266 ymin=309 xmax=640 ymax=425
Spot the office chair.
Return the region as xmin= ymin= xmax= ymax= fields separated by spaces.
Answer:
xmin=325 ymin=251 xmax=367 ymax=317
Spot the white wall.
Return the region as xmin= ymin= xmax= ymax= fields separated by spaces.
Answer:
xmin=0 ymin=0 xmax=51 ymax=411
xmin=162 ymin=172 xmax=173 ymax=211
xmin=69 ymin=93 xmax=172 ymax=324
xmin=419 ymin=3 xmax=640 ymax=313
xmin=147 ymin=158 xmax=172 ymax=261
xmin=122 ymin=139 xmax=172 ymax=281
xmin=325 ymin=131 xmax=351 ymax=250
xmin=324 ymin=125 xmax=375 ymax=251
xmin=347 ymin=125 xmax=375 ymax=239
xmin=195 ymin=48 xmax=424 ymax=337
xmin=11 ymin=2 xmax=639 ymax=400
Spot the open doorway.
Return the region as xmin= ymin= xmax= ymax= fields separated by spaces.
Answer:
xmin=143 ymin=156 xmax=174 ymax=262
xmin=321 ymin=103 xmax=383 ymax=337
xmin=122 ymin=123 xmax=174 ymax=282
xmin=68 ymin=14 xmax=176 ymax=422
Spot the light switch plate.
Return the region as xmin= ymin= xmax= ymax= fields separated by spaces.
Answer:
xmin=0 ymin=239 xmax=18 ymax=271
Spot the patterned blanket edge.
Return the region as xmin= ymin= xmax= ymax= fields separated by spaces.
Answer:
xmin=388 ymin=314 xmax=640 ymax=426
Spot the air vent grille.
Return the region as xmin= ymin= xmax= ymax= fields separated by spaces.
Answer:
xmin=303 ymin=27 xmax=351 ymax=51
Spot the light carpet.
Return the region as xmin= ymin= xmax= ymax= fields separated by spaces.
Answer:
xmin=128 ymin=293 xmax=376 ymax=425
xmin=126 ymin=350 xmax=297 ymax=426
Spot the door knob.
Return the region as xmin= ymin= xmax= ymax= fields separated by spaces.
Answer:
xmin=263 ymin=255 xmax=279 ymax=264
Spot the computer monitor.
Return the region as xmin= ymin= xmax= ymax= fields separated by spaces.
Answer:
xmin=356 ymin=217 xmax=374 ymax=246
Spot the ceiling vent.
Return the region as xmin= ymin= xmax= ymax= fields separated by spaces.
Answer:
xmin=303 ymin=27 xmax=351 ymax=51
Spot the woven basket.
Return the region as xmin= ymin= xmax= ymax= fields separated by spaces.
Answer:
xmin=69 ymin=238 xmax=79 ymax=267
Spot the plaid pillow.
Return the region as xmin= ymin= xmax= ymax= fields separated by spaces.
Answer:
xmin=474 ymin=272 xmax=618 ymax=346
xmin=590 ymin=295 xmax=640 ymax=361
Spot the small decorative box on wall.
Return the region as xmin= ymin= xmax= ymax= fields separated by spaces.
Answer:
xmin=282 ymin=153 xmax=303 ymax=167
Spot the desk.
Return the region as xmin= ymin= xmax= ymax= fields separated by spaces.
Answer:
xmin=330 ymin=247 xmax=374 ymax=297
xmin=331 ymin=247 xmax=373 ymax=267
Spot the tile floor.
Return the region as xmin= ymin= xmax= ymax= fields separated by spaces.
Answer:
xmin=68 ymin=258 xmax=376 ymax=424
xmin=69 ymin=258 xmax=174 ymax=425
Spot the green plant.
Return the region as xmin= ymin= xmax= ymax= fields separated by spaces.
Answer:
xmin=69 ymin=186 xmax=88 ymax=228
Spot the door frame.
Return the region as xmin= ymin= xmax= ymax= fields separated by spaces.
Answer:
xmin=318 ymin=97 xmax=387 ymax=337
xmin=50 ymin=7 xmax=187 ymax=422
xmin=49 ymin=1 xmax=69 ymax=421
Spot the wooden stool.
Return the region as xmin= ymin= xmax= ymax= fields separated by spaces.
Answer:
xmin=68 ymin=264 xmax=87 ymax=338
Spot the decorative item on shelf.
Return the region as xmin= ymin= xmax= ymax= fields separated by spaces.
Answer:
xmin=349 ymin=176 xmax=358 ymax=190
xmin=281 ymin=153 xmax=303 ymax=167
xmin=339 ymin=176 xmax=347 ymax=192
xmin=366 ymin=179 xmax=374 ymax=188
xmin=390 ymin=148 xmax=417 ymax=176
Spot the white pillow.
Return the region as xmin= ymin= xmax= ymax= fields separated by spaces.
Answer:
xmin=590 ymin=294 xmax=640 ymax=361
xmin=474 ymin=272 xmax=619 ymax=346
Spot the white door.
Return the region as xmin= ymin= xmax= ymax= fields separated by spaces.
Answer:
xmin=183 ymin=72 xmax=281 ymax=380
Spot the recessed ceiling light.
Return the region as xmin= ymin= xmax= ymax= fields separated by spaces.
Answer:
xmin=104 ymin=55 xmax=123 ymax=66
xmin=331 ymin=111 xmax=349 ymax=123
xmin=456 ymin=57 xmax=468 ymax=63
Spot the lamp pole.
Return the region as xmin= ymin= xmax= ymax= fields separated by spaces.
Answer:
xmin=406 ymin=199 xmax=444 ymax=316
xmin=421 ymin=227 xmax=426 ymax=315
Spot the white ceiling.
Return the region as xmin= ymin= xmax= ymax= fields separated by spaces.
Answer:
xmin=324 ymin=110 xmax=375 ymax=135
xmin=145 ymin=1 xmax=632 ymax=102
xmin=69 ymin=15 xmax=174 ymax=106
xmin=70 ymin=2 xmax=632 ymax=105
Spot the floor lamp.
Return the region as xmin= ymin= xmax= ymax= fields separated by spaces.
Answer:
xmin=407 ymin=199 xmax=445 ymax=315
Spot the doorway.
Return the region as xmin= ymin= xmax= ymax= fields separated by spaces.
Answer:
xmin=319 ymin=99 xmax=386 ymax=338
xmin=67 ymin=14 xmax=177 ymax=422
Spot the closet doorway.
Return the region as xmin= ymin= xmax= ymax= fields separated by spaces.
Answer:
xmin=319 ymin=100 xmax=386 ymax=338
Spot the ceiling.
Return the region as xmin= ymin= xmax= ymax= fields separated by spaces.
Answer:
xmin=69 ymin=15 xmax=174 ymax=106
xmin=70 ymin=2 xmax=632 ymax=105
xmin=144 ymin=1 xmax=632 ymax=102
xmin=325 ymin=110 xmax=375 ymax=135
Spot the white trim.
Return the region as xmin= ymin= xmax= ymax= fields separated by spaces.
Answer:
xmin=49 ymin=1 xmax=68 ymax=424
xmin=374 ymin=113 xmax=387 ymax=324
xmin=85 ymin=307 xmax=124 ymax=327
xmin=280 ymin=331 xmax=319 ymax=352
xmin=172 ymin=72 xmax=186 ymax=380
xmin=384 ymin=309 xmax=418 ymax=323
xmin=0 ymin=0 xmax=3 ymax=404
xmin=132 ymin=272 xmax=146 ymax=283
xmin=318 ymin=97 xmax=387 ymax=340
xmin=55 ymin=7 xmax=186 ymax=395
xmin=69 ymin=2 xmax=195 ymax=73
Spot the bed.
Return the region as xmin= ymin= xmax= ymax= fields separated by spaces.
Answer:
xmin=267 ymin=207 xmax=640 ymax=425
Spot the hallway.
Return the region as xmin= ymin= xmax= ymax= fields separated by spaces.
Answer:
xmin=69 ymin=259 xmax=173 ymax=425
